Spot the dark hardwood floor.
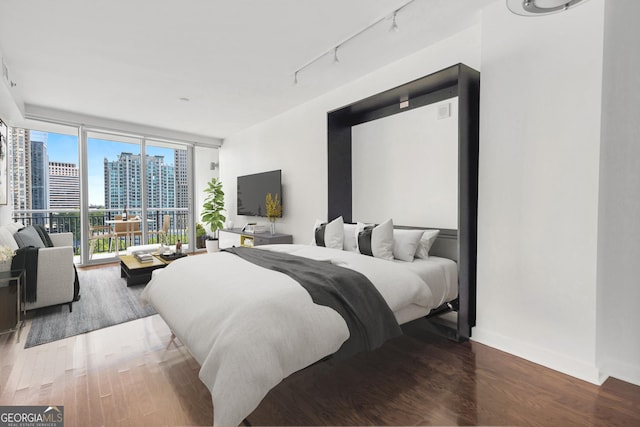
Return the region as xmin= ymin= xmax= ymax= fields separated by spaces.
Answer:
xmin=1 ymin=285 xmax=638 ymax=426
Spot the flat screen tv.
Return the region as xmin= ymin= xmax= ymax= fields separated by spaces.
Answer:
xmin=237 ymin=169 xmax=282 ymax=217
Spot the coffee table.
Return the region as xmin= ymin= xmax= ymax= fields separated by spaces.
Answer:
xmin=119 ymin=254 xmax=168 ymax=286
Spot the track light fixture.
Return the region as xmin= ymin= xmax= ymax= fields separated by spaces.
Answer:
xmin=293 ymin=0 xmax=415 ymax=85
xmin=390 ymin=11 xmax=399 ymax=32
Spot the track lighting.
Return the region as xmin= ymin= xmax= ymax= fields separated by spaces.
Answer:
xmin=292 ymin=0 xmax=415 ymax=85
xmin=390 ymin=11 xmax=399 ymax=32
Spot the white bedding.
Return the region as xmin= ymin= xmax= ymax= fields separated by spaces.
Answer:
xmin=141 ymin=244 xmax=457 ymax=426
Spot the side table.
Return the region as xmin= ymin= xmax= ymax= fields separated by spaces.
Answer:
xmin=0 ymin=269 xmax=26 ymax=342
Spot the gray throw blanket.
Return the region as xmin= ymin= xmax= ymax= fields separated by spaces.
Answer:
xmin=11 ymin=246 xmax=39 ymax=303
xmin=223 ymin=246 xmax=402 ymax=358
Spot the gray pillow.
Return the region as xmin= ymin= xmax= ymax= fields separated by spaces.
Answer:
xmin=13 ymin=226 xmax=46 ymax=248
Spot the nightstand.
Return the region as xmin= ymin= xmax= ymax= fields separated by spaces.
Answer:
xmin=0 ymin=269 xmax=26 ymax=342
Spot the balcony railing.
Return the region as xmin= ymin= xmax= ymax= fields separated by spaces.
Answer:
xmin=11 ymin=208 xmax=190 ymax=259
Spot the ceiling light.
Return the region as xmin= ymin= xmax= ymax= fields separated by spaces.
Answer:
xmin=178 ymin=97 xmax=190 ymax=102
xmin=506 ymin=0 xmax=592 ymax=16
xmin=333 ymin=47 xmax=340 ymax=64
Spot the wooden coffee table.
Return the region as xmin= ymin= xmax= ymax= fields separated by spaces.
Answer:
xmin=119 ymin=254 xmax=168 ymax=286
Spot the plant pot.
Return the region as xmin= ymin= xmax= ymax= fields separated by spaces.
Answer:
xmin=205 ymin=239 xmax=220 ymax=253
xmin=197 ymin=236 xmax=206 ymax=249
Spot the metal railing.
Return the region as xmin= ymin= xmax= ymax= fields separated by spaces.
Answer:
xmin=11 ymin=208 xmax=190 ymax=257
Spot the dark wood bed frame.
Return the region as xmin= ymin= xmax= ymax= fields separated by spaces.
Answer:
xmin=326 ymin=63 xmax=480 ymax=341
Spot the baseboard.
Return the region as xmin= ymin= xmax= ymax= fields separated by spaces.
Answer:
xmin=472 ymin=327 xmax=603 ymax=385
xmin=600 ymin=359 xmax=640 ymax=387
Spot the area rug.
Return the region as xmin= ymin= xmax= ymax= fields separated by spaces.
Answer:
xmin=24 ymin=265 xmax=156 ymax=348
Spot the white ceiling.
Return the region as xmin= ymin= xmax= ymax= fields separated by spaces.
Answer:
xmin=0 ymin=0 xmax=494 ymax=139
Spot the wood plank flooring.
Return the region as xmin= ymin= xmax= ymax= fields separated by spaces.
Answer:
xmin=1 ymin=296 xmax=639 ymax=426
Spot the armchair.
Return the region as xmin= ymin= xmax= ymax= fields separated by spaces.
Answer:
xmin=26 ymin=231 xmax=76 ymax=311
xmin=1 ymin=223 xmax=76 ymax=312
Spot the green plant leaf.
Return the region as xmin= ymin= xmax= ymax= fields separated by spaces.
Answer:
xmin=200 ymin=177 xmax=226 ymax=235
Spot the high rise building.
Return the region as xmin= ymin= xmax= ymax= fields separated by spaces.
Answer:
xmin=8 ymin=128 xmax=32 ymax=217
xmin=174 ymin=149 xmax=188 ymax=209
xmin=104 ymin=152 xmax=175 ymax=211
xmin=173 ymin=148 xmax=189 ymax=231
xmin=49 ymin=162 xmax=80 ymax=209
xmin=30 ymin=132 xmax=49 ymax=212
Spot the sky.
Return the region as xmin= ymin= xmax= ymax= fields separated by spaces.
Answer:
xmin=45 ymin=132 xmax=174 ymax=206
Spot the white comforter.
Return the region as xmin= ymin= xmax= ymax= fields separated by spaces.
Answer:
xmin=141 ymin=244 xmax=435 ymax=426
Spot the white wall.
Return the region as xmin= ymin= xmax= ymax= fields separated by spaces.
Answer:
xmin=352 ymin=98 xmax=458 ymax=228
xmin=597 ymin=0 xmax=640 ymax=386
xmin=220 ymin=0 xmax=640 ymax=387
xmin=194 ymin=145 xmax=219 ymax=234
xmin=221 ymin=25 xmax=482 ymax=243
xmin=474 ymin=0 xmax=605 ymax=383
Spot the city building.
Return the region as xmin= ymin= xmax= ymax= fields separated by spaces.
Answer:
xmin=49 ymin=161 xmax=80 ymax=209
xmin=104 ymin=152 xmax=175 ymax=212
xmin=30 ymin=132 xmax=49 ymax=214
xmin=8 ymin=127 xmax=31 ymax=218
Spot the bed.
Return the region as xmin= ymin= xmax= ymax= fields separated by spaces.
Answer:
xmin=141 ymin=239 xmax=457 ymax=426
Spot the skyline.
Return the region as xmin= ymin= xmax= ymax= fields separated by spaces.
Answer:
xmin=45 ymin=131 xmax=175 ymax=206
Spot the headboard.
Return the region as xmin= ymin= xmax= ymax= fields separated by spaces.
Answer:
xmin=427 ymin=229 xmax=458 ymax=262
xmin=395 ymin=226 xmax=458 ymax=262
xmin=326 ymin=64 xmax=479 ymax=341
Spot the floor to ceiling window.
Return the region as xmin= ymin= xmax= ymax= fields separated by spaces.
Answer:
xmin=8 ymin=126 xmax=81 ymax=254
xmin=145 ymin=140 xmax=189 ymax=247
xmin=86 ymin=131 xmax=143 ymax=260
xmin=8 ymin=124 xmax=195 ymax=264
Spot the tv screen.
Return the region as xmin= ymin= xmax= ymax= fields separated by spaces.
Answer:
xmin=237 ymin=169 xmax=282 ymax=217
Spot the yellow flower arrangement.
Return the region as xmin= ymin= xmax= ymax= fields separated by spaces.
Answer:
xmin=265 ymin=192 xmax=282 ymax=223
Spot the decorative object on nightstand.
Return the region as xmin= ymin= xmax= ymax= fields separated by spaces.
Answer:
xmin=266 ymin=192 xmax=282 ymax=235
xmin=0 ymin=245 xmax=15 ymax=272
xmin=201 ymin=177 xmax=226 ymax=253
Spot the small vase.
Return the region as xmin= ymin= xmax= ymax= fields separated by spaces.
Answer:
xmin=269 ymin=222 xmax=276 ymax=235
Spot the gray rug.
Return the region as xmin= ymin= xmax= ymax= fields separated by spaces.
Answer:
xmin=24 ymin=265 xmax=156 ymax=348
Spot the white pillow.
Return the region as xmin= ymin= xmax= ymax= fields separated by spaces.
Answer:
xmin=312 ymin=216 xmax=344 ymax=250
xmin=0 ymin=226 xmax=19 ymax=251
xmin=392 ymin=229 xmax=424 ymax=262
xmin=343 ymin=223 xmax=358 ymax=252
xmin=356 ymin=218 xmax=394 ymax=261
xmin=415 ymin=229 xmax=440 ymax=259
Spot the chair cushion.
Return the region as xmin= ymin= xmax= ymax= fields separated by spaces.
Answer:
xmin=14 ymin=226 xmax=46 ymax=248
xmin=33 ymin=224 xmax=54 ymax=247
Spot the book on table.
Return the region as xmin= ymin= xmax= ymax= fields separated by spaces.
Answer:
xmin=135 ymin=253 xmax=154 ymax=263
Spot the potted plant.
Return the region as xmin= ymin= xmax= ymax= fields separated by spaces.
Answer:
xmin=201 ymin=177 xmax=226 ymax=253
xmin=195 ymin=223 xmax=206 ymax=249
